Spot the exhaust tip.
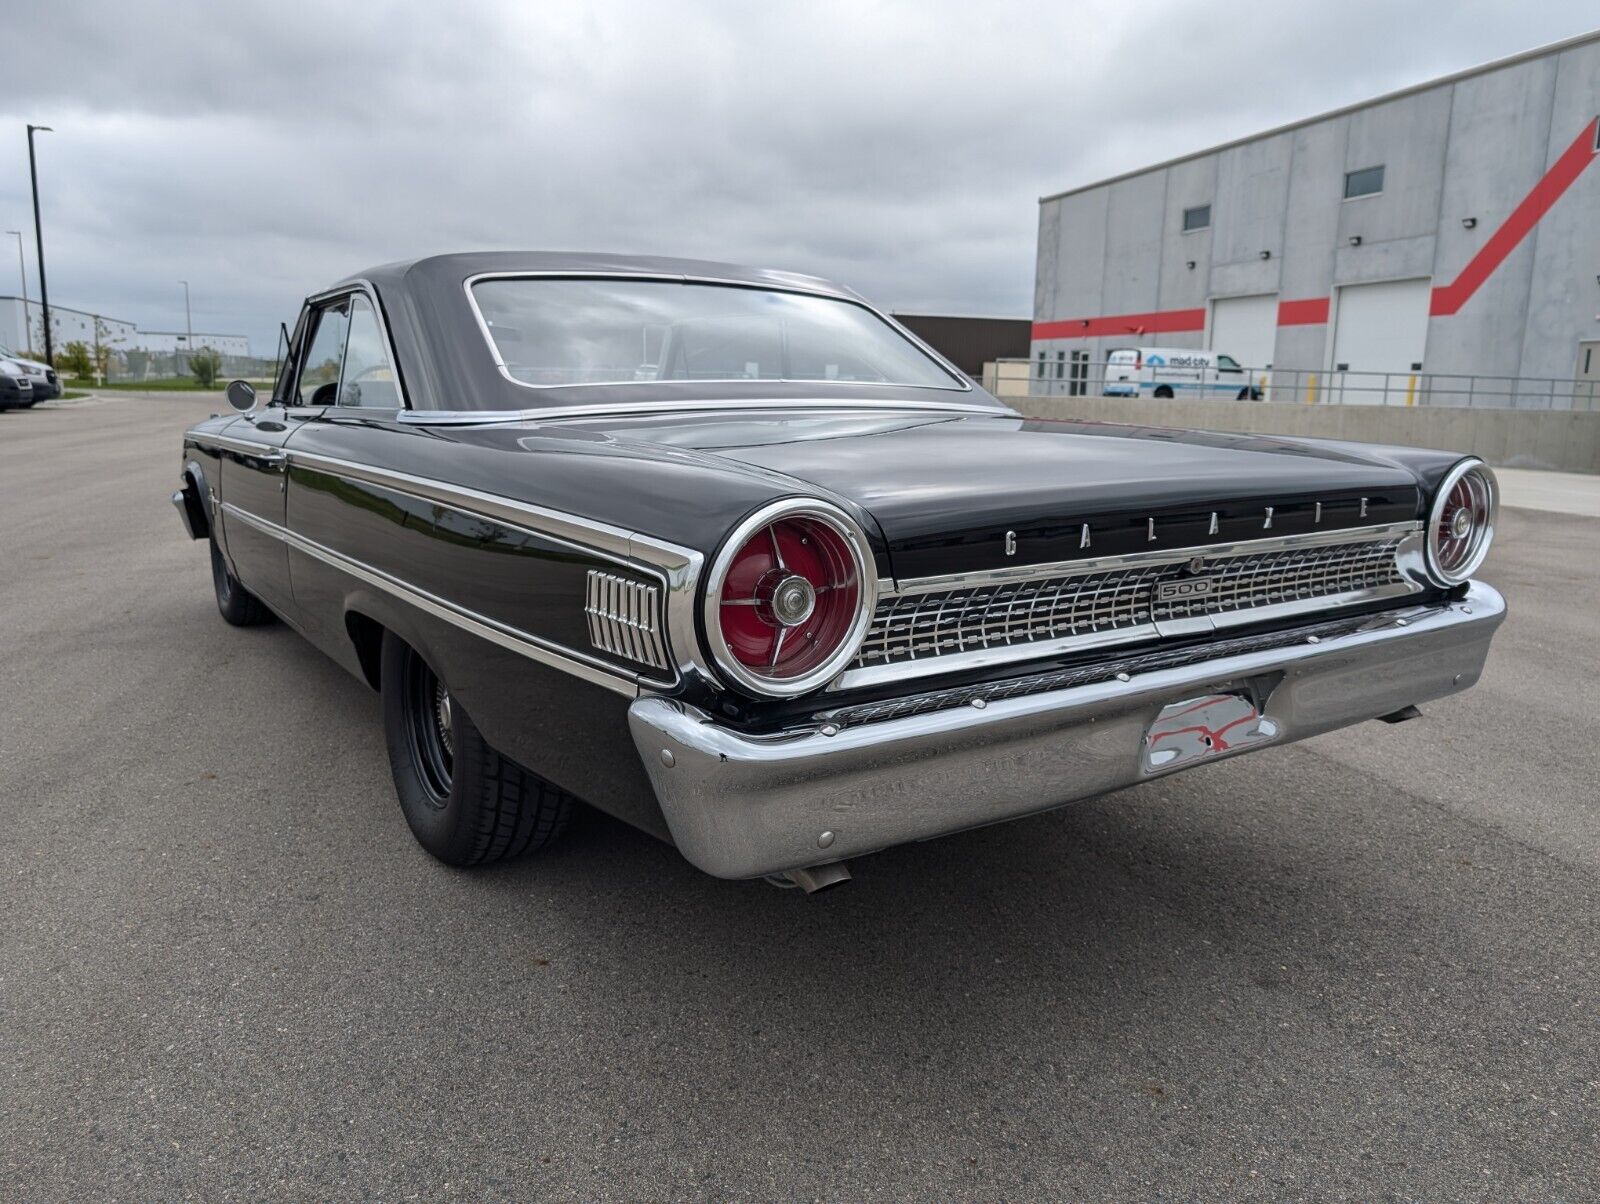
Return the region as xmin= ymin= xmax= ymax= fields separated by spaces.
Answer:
xmin=1377 ymin=704 xmax=1423 ymax=724
xmin=776 ymin=861 xmax=852 ymax=893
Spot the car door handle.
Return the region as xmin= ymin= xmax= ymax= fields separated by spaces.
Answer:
xmin=258 ymin=449 xmax=287 ymax=466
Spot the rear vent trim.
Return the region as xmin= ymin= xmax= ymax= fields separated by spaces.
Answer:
xmin=584 ymin=570 xmax=669 ymax=671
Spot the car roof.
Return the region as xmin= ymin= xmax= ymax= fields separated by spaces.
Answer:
xmin=299 ymin=250 xmax=1004 ymax=415
xmin=341 ymin=251 xmax=859 ymax=303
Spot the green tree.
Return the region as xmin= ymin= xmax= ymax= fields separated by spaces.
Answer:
xmin=91 ymin=317 xmax=121 ymax=381
xmin=189 ymin=346 xmax=223 ymax=388
xmin=58 ymin=340 xmax=94 ymax=377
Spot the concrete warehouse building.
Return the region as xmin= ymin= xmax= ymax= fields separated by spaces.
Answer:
xmin=1031 ymin=31 xmax=1600 ymax=407
xmin=0 ymin=297 xmax=251 ymax=361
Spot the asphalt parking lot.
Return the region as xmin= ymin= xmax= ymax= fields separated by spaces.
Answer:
xmin=2 ymin=394 xmax=1596 ymax=1201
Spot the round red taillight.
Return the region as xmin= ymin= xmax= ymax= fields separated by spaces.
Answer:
xmin=1426 ymin=460 xmax=1497 ymax=585
xmin=705 ymin=501 xmax=874 ymax=696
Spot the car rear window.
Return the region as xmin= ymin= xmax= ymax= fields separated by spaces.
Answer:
xmin=468 ymin=278 xmax=964 ymax=391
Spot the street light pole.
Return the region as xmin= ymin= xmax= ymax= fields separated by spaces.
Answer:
xmin=4 ymin=230 xmax=28 ymax=355
xmin=179 ymin=280 xmax=192 ymax=371
xmin=26 ymin=124 xmax=53 ymax=367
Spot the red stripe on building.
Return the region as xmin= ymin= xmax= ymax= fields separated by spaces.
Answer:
xmin=1430 ymin=116 xmax=1598 ymax=316
xmin=1277 ymin=297 xmax=1330 ymax=325
xmin=1032 ymin=307 xmax=1205 ymax=340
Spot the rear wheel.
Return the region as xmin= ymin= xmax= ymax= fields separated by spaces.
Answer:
xmin=380 ymin=632 xmax=572 ymax=866
xmin=1237 ymin=386 xmax=1262 ymax=400
xmin=210 ymin=537 xmax=274 ymax=626
xmin=1153 ymin=385 xmax=1174 ymax=399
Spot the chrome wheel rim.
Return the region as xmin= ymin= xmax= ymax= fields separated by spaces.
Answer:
xmin=434 ymin=682 xmax=454 ymax=759
xmin=405 ymin=654 xmax=454 ymax=805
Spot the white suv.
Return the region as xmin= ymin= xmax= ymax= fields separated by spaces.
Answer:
xmin=0 ymin=345 xmax=58 ymax=404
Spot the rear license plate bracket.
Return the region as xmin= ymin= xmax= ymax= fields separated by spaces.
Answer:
xmin=1140 ymin=692 xmax=1280 ymax=774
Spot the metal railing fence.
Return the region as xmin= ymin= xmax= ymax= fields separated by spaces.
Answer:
xmin=58 ymin=350 xmax=279 ymax=387
xmin=986 ymin=358 xmax=1600 ymax=411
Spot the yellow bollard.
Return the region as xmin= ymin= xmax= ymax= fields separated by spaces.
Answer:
xmin=1405 ymin=374 xmax=1417 ymax=406
xmin=1305 ymin=373 xmax=1318 ymax=404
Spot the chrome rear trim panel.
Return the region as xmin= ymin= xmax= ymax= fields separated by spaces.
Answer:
xmin=838 ymin=524 xmax=1425 ymax=691
xmin=886 ymin=522 xmax=1420 ymax=596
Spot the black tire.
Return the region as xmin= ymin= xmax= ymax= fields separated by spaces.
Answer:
xmin=380 ymin=632 xmax=572 ymax=867
xmin=1237 ymin=387 xmax=1262 ymax=401
xmin=1153 ymin=385 xmax=1174 ymax=399
xmin=210 ymin=537 xmax=274 ymax=626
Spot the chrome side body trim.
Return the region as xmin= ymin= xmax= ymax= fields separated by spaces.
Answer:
xmin=629 ymin=532 xmax=711 ymax=690
xmin=628 ymin=583 xmax=1506 ymax=879
xmin=191 ymin=436 xmax=709 ymax=691
xmin=196 ymin=432 xmax=281 ymax=458
xmin=460 ymin=269 xmax=974 ymax=396
xmin=397 ymin=409 xmax=556 ymax=426
xmin=220 ymin=502 xmax=643 ymax=697
xmin=287 ymin=449 xmax=641 ymax=562
xmin=395 ymin=396 xmax=1006 ymax=424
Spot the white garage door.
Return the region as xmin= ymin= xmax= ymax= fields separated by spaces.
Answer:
xmin=1332 ymin=278 xmax=1431 ymax=376
xmin=1209 ymin=293 xmax=1278 ymax=372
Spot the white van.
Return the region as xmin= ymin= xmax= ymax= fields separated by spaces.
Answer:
xmin=1103 ymin=347 xmax=1262 ymax=400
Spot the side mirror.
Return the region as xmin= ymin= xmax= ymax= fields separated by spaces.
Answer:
xmin=225 ymin=379 xmax=257 ymax=413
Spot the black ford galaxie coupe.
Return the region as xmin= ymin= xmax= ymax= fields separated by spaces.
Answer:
xmin=173 ymin=253 xmax=1504 ymax=890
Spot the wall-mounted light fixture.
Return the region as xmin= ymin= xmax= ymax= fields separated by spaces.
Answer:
xmin=1462 ymin=217 xmax=1478 ymax=229
xmin=1185 ymin=260 xmax=1196 ymax=270
xmin=1258 ymin=250 xmax=1271 ymax=260
xmin=1348 ymin=235 xmax=1363 ymax=247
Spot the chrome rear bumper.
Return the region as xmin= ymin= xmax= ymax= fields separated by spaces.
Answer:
xmin=628 ymin=583 xmax=1505 ymax=879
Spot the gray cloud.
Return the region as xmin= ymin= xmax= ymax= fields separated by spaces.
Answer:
xmin=2 ymin=0 xmax=1595 ymax=349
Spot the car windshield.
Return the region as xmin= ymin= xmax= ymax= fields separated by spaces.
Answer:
xmin=469 ymin=278 xmax=964 ymax=390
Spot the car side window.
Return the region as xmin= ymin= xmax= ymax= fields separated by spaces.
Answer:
xmin=295 ymin=300 xmax=351 ymax=407
xmin=339 ymin=295 xmax=400 ymax=408
xmin=272 ymin=309 xmax=309 ymax=405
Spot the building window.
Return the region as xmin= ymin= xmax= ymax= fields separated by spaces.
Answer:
xmin=1069 ymin=350 xmax=1088 ymax=397
xmin=1182 ymin=204 xmax=1211 ymax=232
xmin=1055 ymin=350 xmax=1065 ymax=379
xmin=1037 ymin=351 xmax=1047 ymax=378
xmin=1344 ymin=165 xmax=1385 ymax=199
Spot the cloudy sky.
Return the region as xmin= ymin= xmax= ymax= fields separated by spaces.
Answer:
xmin=2 ymin=1 xmax=1596 ymax=352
